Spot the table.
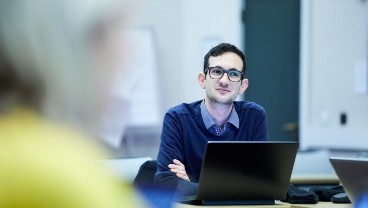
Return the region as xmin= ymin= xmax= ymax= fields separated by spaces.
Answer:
xmin=175 ymin=201 xmax=352 ymax=208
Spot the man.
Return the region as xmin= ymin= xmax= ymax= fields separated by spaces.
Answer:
xmin=155 ymin=43 xmax=268 ymax=196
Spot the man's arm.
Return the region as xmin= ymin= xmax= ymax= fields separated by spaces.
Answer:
xmin=168 ymin=159 xmax=190 ymax=181
xmin=155 ymin=111 xmax=198 ymax=196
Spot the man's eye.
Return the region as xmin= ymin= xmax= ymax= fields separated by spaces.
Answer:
xmin=229 ymin=71 xmax=240 ymax=77
xmin=212 ymin=69 xmax=222 ymax=75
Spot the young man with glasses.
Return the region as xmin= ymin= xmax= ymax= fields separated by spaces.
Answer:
xmin=155 ymin=43 xmax=268 ymax=196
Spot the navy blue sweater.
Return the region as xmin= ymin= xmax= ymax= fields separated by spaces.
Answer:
xmin=155 ymin=100 xmax=268 ymax=196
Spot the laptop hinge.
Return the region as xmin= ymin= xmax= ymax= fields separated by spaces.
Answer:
xmin=201 ymin=199 xmax=275 ymax=205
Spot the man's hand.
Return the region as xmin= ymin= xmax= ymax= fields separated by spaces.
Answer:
xmin=168 ymin=159 xmax=190 ymax=181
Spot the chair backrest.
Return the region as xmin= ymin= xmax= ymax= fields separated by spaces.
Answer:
xmin=133 ymin=160 xmax=157 ymax=186
xmin=134 ymin=160 xmax=180 ymax=208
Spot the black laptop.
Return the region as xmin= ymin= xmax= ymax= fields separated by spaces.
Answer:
xmin=191 ymin=141 xmax=298 ymax=205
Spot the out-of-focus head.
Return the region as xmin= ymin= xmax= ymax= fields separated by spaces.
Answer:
xmin=0 ymin=0 xmax=128 ymax=132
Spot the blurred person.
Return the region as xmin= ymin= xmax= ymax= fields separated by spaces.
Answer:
xmin=155 ymin=43 xmax=268 ymax=197
xmin=0 ymin=0 xmax=145 ymax=207
xmin=356 ymin=193 xmax=368 ymax=208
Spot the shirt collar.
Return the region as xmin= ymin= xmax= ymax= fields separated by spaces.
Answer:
xmin=200 ymin=100 xmax=239 ymax=129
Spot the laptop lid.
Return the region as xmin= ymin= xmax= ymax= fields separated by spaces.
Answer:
xmin=197 ymin=141 xmax=298 ymax=202
xmin=329 ymin=157 xmax=368 ymax=204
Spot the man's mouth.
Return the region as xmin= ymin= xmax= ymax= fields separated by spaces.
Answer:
xmin=216 ymin=88 xmax=231 ymax=94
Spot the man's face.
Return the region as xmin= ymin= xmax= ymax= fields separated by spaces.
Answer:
xmin=198 ymin=52 xmax=248 ymax=105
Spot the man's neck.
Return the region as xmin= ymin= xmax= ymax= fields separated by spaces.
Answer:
xmin=204 ymin=99 xmax=233 ymax=128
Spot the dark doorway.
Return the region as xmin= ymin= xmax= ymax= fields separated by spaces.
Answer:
xmin=243 ymin=0 xmax=300 ymax=141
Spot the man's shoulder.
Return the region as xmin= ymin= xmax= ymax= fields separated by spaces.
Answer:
xmin=233 ymin=101 xmax=265 ymax=113
xmin=166 ymin=100 xmax=202 ymax=116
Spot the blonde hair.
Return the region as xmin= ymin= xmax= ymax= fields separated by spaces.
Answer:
xmin=0 ymin=0 xmax=125 ymax=130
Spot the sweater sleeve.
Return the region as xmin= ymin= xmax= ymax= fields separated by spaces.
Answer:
xmin=251 ymin=108 xmax=268 ymax=141
xmin=154 ymin=110 xmax=198 ymax=197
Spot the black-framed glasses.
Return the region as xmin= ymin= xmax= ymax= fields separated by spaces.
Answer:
xmin=205 ymin=66 xmax=244 ymax=82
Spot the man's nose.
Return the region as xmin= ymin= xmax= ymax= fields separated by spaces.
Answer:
xmin=219 ymin=72 xmax=230 ymax=85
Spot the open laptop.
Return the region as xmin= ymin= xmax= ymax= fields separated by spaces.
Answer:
xmin=187 ymin=141 xmax=298 ymax=205
xmin=329 ymin=157 xmax=368 ymax=205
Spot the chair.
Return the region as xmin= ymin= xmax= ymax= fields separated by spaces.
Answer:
xmin=133 ymin=160 xmax=157 ymax=186
xmin=133 ymin=160 xmax=179 ymax=207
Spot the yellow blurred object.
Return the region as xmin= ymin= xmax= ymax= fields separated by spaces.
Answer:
xmin=0 ymin=107 xmax=144 ymax=208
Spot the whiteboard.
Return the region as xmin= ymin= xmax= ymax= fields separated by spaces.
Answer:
xmin=113 ymin=28 xmax=161 ymax=127
xmin=299 ymin=0 xmax=368 ymax=150
xmin=99 ymin=28 xmax=161 ymax=148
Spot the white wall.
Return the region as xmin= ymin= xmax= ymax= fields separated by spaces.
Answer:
xmin=300 ymin=0 xmax=368 ymax=149
xmin=127 ymin=0 xmax=243 ymax=116
xmin=181 ymin=0 xmax=243 ymax=103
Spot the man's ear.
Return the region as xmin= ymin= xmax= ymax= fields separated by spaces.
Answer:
xmin=238 ymin=78 xmax=248 ymax=95
xmin=198 ymin=72 xmax=206 ymax=89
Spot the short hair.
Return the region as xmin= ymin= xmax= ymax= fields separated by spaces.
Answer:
xmin=203 ymin=43 xmax=246 ymax=73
